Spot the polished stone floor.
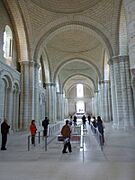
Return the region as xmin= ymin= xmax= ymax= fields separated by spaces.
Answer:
xmin=0 ymin=122 xmax=135 ymax=180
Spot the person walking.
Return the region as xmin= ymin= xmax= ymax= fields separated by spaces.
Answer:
xmin=96 ymin=116 xmax=105 ymax=144
xmin=30 ymin=120 xmax=37 ymax=145
xmin=42 ymin=117 xmax=49 ymax=137
xmin=1 ymin=119 xmax=10 ymax=150
xmin=73 ymin=115 xmax=77 ymax=126
xmin=61 ymin=120 xmax=72 ymax=154
xmin=82 ymin=115 xmax=86 ymax=128
xmin=87 ymin=114 xmax=91 ymax=125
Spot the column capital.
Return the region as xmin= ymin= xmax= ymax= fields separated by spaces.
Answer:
xmin=99 ymin=80 xmax=109 ymax=84
xmin=94 ymin=90 xmax=99 ymax=93
xmin=19 ymin=61 xmax=40 ymax=68
xmin=57 ymin=91 xmax=64 ymax=95
xmin=45 ymin=82 xmax=56 ymax=87
xmin=108 ymin=55 xmax=129 ymax=65
xmin=19 ymin=61 xmax=29 ymax=66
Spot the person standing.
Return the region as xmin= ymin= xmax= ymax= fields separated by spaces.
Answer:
xmin=42 ymin=117 xmax=49 ymax=137
xmin=1 ymin=119 xmax=10 ymax=150
xmin=30 ymin=120 xmax=37 ymax=145
xmin=61 ymin=120 xmax=72 ymax=154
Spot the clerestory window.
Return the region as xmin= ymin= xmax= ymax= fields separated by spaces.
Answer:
xmin=3 ymin=25 xmax=13 ymax=59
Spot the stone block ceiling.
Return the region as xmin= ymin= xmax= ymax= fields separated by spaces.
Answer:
xmin=31 ymin=0 xmax=101 ymax=13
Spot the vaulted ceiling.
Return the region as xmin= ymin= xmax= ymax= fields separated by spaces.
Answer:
xmin=5 ymin=0 xmax=119 ymax=96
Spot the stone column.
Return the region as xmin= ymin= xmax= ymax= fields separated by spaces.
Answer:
xmin=108 ymin=57 xmax=119 ymax=128
xmin=64 ymin=98 xmax=69 ymax=118
xmin=52 ymin=85 xmax=57 ymax=122
xmin=57 ymin=92 xmax=64 ymax=121
xmin=99 ymin=80 xmax=110 ymax=122
xmin=98 ymin=82 xmax=103 ymax=118
xmin=91 ymin=96 xmax=95 ymax=115
xmin=120 ymin=56 xmax=134 ymax=127
xmin=33 ymin=62 xmax=40 ymax=124
xmin=19 ymin=61 xmax=30 ymax=130
xmin=109 ymin=56 xmax=135 ymax=129
xmin=29 ymin=62 xmax=35 ymax=121
xmin=108 ymin=83 xmax=112 ymax=121
xmin=94 ymin=90 xmax=99 ymax=116
xmin=45 ymin=83 xmax=56 ymax=123
xmin=7 ymin=86 xmax=13 ymax=128
xmin=12 ymin=86 xmax=17 ymax=131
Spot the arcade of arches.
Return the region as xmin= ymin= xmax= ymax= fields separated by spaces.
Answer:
xmin=0 ymin=0 xmax=135 ymax=131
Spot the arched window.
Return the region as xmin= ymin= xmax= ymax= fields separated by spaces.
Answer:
xmin=104 ymin=51 xmax=109 ymax=80
xmin=3 ymin=25 xmax=13 ymax=60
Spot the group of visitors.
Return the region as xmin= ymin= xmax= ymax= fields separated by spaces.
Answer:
xmin=29 ymin=117 xmax=49 ymax=145
xmin=1 ymin=114 xmax=105 ymax=153
xmin=0 ymin=117 xmax=49 ymax=150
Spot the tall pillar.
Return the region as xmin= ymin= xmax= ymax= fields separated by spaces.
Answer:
xmin=19 ymin=61 xmax=30 ymax=130
xmin=91 ymin=96 xmax=95 ymax=115
xmin=108 ymin=83 xmax=112 ymax=121
xmin=99 ymin=80 xmax=110 ymax=122
xmin=19 ymin=61 xmax=40 ymax=130
xmin=94 ymin=90 xmax=99 ymax=116
xmin=45 ymin=83 xmax=56 ymax=123
xmin=33 ymin=62 xmax=40 ymax=124
xmin=53 ymin=85 xmax=57 ymax=122
xmin=109 ymin=56 xmax=135 ymax=129
xmin=29 ymin=62 xmax=35 ymax=121
xmin=108 ymin=58 xmax=118 ymax=128
xmin=57 ymin=92 xmax=64 ymax=121
xmin=64 ymin=98 xmax=68 ymax=118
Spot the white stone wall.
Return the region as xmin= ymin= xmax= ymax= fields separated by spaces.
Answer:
xmin=0 ymin=61 xmax=20 ymax=131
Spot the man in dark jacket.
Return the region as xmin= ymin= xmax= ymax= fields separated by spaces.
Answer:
xmin=42 ymin=117 xmax=49 ymax=137
xmin=1 ymin=119 xmax=10 ymax=150
xmin=61 ymin=120 xmax=72 ymax=153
